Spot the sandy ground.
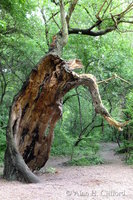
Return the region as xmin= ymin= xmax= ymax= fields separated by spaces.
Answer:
xmin=0 ymin=143 xmax=133 ymax=200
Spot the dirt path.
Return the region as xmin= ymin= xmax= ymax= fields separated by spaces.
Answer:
xmin=0 ymin=143 xmax=133 ymax=200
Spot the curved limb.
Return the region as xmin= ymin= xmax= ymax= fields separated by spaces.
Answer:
xmin=73 ymin=73 xmax=129 ymax=131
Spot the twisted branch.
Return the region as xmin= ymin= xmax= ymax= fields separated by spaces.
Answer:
xmin=71 ymin=72 xmax=129 ymax=131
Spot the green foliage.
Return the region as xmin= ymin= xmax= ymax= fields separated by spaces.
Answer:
xmin=0 ymin=133 xmax=6 ymax=163
xmin=0 ymin=20 xmax=7 ymax=31
xmin=67 ymin=156 xmax=104 ymax=166
xmin=51 ymin=114 xmax=75 ymax=156
xmin=0 ymin=103 xmax=9 ymax=163
xmin=125 ymin=91 xmax=133 ymax=120
xmin=127 ymin=153 xmax=133 ymax=165
xmin=119 ymin=91 xmax=133 ymax=164
xmin=51 ymin=106 xmax=103 ymax=165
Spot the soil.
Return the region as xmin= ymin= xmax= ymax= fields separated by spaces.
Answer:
xmin=0 ymin=142 xmax=133 ymax=200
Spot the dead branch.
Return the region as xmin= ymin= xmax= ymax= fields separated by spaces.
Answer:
xmin=76 ymin=73 xmax=129 ymax=131
xmin=104 ymin=116 xmax=129 ymax=131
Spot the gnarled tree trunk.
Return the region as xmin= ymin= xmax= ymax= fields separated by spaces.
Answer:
xmin=3 ymin=0 xmax=127 ymax=183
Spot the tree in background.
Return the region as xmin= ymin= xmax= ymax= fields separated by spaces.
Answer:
xmin=0 ymin=0 xmax=133 ymax=183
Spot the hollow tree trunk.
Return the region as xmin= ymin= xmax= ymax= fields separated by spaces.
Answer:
xmin=3 ymin=53 xmax=82 ymax=181
xmin=3 ymin=54 xmax=73 ymax=182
